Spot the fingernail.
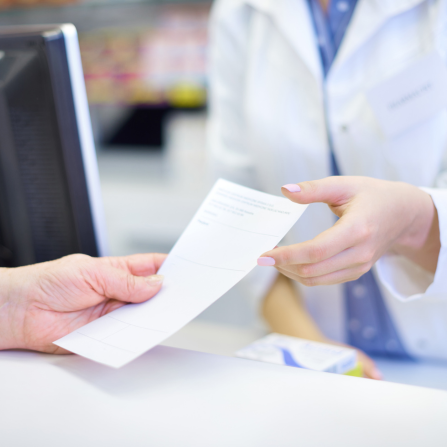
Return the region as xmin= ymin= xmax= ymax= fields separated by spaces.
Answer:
xmin=146 ymin=274 xmax=164 ymax=285
xmin=257 ymin=257 xmax=276 ymax=266
xmin=282 ymin=184 xmax=301 ymax=193
xmin=371 ymin=367 xmax=383 ymax=380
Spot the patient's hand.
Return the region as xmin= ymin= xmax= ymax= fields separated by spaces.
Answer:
xmin=0 ymin=253 xmax=166 ymax=353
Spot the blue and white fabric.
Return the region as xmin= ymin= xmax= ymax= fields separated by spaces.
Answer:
xmin=307 ymin=0 xmax=411 ymax=357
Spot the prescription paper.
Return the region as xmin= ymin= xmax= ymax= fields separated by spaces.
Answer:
xmin=54 ymin=179 xmax=308 ymax=368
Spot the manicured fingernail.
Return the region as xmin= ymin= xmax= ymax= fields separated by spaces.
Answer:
xmin=282 ymin=184 xmax=301 ymax=193
xmin=257 ymin=257 xmax=276 ymax=266
xmin=146 ymin=274 xmax=164 ymax=285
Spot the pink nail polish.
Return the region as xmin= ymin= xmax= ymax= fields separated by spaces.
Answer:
xmin=282 ymin=184 xmax=301 ymax=193
xmin=257 ymin=257 xmax=276 ymax=266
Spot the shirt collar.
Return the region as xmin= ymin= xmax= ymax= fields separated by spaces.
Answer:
xmin=243 ymin=0 xmax=427 ymax=79
xmin=244 ymin=0 xmax=426 ymax=18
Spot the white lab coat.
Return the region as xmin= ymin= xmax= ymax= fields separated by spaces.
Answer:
xmin=208 ymin=0 xmax=447 ymax=359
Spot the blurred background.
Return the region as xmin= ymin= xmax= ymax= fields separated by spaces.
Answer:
xmin=3 ymin=2 xmax=447 ymax=391
xmin=0 ymin=0 xmax=265 ymax=352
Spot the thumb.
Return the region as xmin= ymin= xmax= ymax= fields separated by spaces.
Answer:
xmin=93 ymin=263 xmax=164 ymax=304
xmin=281 ymin=176 xmax=358 ymax=206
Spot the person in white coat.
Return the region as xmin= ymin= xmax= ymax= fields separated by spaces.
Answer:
xmin=208 ymin=0 xmax=447 ymax=377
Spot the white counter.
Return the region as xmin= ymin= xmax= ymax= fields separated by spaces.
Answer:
xmin=1 ymin=345 xmax=446 ymax=447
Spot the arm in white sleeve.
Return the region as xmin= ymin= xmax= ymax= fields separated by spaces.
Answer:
xmin=375 ymin=186 xmax=447 ymax=302
xmin=208 ymin=0 xmax=259 ymax=189
xmin=208 ymin=0 xmax=277 ymax=308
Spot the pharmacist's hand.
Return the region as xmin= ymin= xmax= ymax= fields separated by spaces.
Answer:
xmin=326 ymin=340 xmax=382 ymax=380
xmin=258 ymin=176 xmax=439 ymax=286
xmin=355 ymin=348 xmax=382 ymax=380
xmin=0 ymin=253 xmax=166 ymax=353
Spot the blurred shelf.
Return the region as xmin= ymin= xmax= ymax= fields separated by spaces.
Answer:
xmin=0 ymin=1 xmax=212 ymax=31
xmin=0 ymin=0 xmax=210 ymax=17
xmin=0 ymin=1 xmax=211 ymax=108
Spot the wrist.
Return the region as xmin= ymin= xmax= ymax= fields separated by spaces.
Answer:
xmin=0 ymin=268 xmax=19 ymax=350
xmin=392 ymin=186 xmax=433 ymax=249
xmin=391 ymin=187 xmax=440 ymax=273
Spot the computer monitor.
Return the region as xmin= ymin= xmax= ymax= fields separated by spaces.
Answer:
xmin=0 ymin=24 xmax=108 ymax=267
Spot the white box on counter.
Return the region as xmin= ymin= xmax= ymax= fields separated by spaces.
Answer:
xmin=236 ymin=333 xmax=357 ymax=374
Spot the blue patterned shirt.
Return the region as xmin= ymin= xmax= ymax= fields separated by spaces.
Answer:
xmin=307 ymin=0 xmax=411 ymax=357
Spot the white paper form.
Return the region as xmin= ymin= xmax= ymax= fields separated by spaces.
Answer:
xmin=54 ymin=179 xmax=308 ymax=368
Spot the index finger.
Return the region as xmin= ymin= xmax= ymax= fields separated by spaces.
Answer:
xmin=281 ymin=176 xmax=361 ymax=206
xmin=259 ymin=217 xmax=363 ymax=266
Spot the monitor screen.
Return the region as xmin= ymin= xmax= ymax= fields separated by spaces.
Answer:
xmin=0 ymin=24 xmax=107 ymax=267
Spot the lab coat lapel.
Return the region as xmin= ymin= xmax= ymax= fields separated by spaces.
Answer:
xmin=332 ymin=0 xmax=427 ymax=73
xmin=245 ymin=0 xmax=323 ymax=81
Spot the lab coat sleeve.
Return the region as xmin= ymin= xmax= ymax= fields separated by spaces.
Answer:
xmin=375 ymin=187 xmax=447 ymax=302
xmin=208 ymin=0 xmax=278 ymax=312
xmin=208 ymin=0 xmax=259 ymax=189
